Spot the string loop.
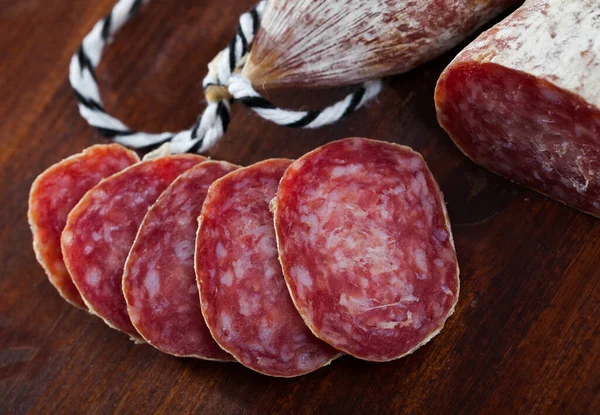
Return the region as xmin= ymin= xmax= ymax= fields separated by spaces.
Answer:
xmin=69 ymin=0 xmax=382 ymax=154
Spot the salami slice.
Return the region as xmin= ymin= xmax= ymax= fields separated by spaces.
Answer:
xmin=123 ymin=161 xmax=238 ymax=360
xmin=28 ymin=145 xmax=139 ymax=309
xmin=196 ymin=159 xmax=340 ymax=376
xmin=435 ymin=0 xmax=600 ymax=217
xmin=62 ymin=155 xmax=205 ymax=339
xmin=273 ymin=138 xmax=459 ymax=361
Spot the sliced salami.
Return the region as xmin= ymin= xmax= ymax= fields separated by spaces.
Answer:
xmin=196 ymin=159 xmax=340 ymax=376
xmin=62 ymin=155 xmax=205 ymax=339
xmin=435 ymin=0 xmax=600 ymax=217
xmin=123 ymin=161 xmax=238 ymax=360
xmin=273 ymin=138 xmax=459 ymax=361
xmin=28 ymin=144 xmax=139 ymax=309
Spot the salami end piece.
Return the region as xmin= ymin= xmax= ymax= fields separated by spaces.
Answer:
xmin=435 ymin=0 xmax=600 ymax=217
xmin=196 ymin=159 xmax=340 ymax=377
xmin=28 ymin=145 xmax=139 ymax=309
xmin=274 ymin=138 xmax=459 ymax=362
xmin=123 ymin=161 xmax=238 ymax=360
xmin=62 ymin=155 xmax=205 ymax=339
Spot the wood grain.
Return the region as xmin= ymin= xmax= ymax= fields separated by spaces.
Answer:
xmin=1 ymin=1 xmax=598 ymax=413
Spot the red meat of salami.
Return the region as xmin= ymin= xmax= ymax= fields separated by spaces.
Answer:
xmin=196 ymin=159 xmax=340 ymax=376
xmin=123 ymin=161 xmax=238 ymax=360
xmin=273 ymin=138 xmax=459 ymax=361
xmin=435 ymin=0 xmax=600 ymax=217
xmin=28 ymin=144 xmax=139 ymax=309
xmin=62 ymin=155 xmax=205 ymax=339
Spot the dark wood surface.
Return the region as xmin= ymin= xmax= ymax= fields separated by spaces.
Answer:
xmin=1 ymin=1 xmax=598 ymax=413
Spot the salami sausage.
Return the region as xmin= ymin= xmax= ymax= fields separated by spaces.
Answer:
xmin=196 ymin=159 xmax=340 ymax=376
xmin=435 ymin=0 xmax=600 ymax=217
xmin=62 ymin=155 xmax=205 ymax=339
xmin=245 ymin=0 xmax=522 ymax=88
xmin=28 ymin=145 xmax=139 ymax=309
xmin=123 ymin=161 xmax=238 ymax=360
xmin=273 ymin=138 xmax=459 ymax=361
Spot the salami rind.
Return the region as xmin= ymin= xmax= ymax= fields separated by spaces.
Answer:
xmin=245 ymin=0 xmax=521 ymax=89
xmin=435 ymin=0 xmax=600 ymax=217
xmin=28 ymin=144 xmax=139 ymax=309
xmin=273 ymin=138 xmax=459 ymax=362
xmin=62 ymin=155 xmax=205 ymax=339
xmin=196 ymin=159 xmax=340 ymax=376
xmin=123 ymin=161 xmax=238 ymax=360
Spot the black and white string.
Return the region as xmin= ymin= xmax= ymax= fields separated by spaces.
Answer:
xmin=69 ymin=0 xmax=382 ymax=155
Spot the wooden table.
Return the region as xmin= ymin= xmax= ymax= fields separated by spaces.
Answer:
xmin=1 ymin=1 xmax=598 ymax=413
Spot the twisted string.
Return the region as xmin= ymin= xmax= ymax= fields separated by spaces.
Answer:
xmin=69 ymin=0 xmax=382 ymax=154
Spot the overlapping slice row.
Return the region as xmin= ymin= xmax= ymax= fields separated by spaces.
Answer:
xmin=29 ymin=138 xmax=459 ymax=376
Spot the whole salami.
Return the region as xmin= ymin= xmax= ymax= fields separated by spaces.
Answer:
xmin=62 ymin=155 xmax=205 ymax=339
xmin=273 ymin=138 xmax=459 ymax=361
xmin=245 ymin=0 xmax=522 ymax=88
xmin=28 ymin=145 xmax=139 ymax=309
xmin=435 ymin=0 xmax=600 ymax=217
xmin=196 ymin=159 xmax=340 ymax=376
xmin=123 ymin=161 xmax=237 ymax=360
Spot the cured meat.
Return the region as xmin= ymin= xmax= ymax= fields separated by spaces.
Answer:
xmin=273 ymin=138 xmax=459 ymax=361
xmin=123 ymin=161 xmax=238 ymax=360
xmin=28 ymin=144 xmax=139 ymax=309
xmin=62 ymin=155 xmax=205 ymax=339
xmin=196 ymin=159 xmax=340 ymax=376
xmin=435 ymin=0 xmax=600 ymax=217
xmin=244 ymin=0 xmax=522 ymax=88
